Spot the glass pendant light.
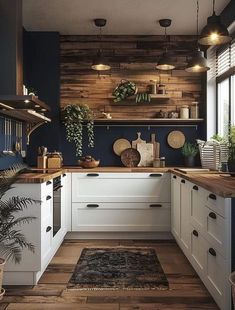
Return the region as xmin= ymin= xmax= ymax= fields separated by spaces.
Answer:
xmin=185 ymin=0 xmax=209 ymax=73
xmin=199 ymin=0 xmax=231 ymax=46
xmin=91 ymin=19 xmax=111 ymax=71
xmin=156 ymin=19 xmax=175 ymax=71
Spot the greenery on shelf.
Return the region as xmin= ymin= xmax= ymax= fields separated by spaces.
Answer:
xmin=113 ymin=80 xmax=137 ymax=102
xmin=211 ymin=134 xmax=227 ymax=143
xmin=0 ymin=165 xmax=38 ymax=264
xmin=64 ymin=104 xmax=94 ymax=157
xmin=181 ymin=142 xmax=198 ymax=157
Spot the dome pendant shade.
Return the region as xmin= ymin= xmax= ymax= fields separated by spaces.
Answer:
xmin=156 ymin=53 xmax=175 ymax=70
xmin=199 ymin=12 xmax=232 ymax=45
xmin=185 ymin=49 xmax=210 ymax=72
xmin=91 ymin=51 xmax=111 ymax=71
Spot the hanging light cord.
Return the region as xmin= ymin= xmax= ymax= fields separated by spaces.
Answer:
xmin=164 ymin=26 xmax=168 ymax=53
xmin=99 ymin=26 xmax=102 ymax=52
xmin=212 ymin=0 xmax=215 ymax=14
xmin=196 ymin=0 xmax=199 ymax=37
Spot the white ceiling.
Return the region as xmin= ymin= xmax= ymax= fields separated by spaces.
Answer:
xmin=22 ymin=0 xmax=230 ymax=35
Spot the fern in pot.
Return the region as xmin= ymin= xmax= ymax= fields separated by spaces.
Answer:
xmin=0 ymin=165 xmax=37 ymax=299
xmin=64 ymin=104 xmax=94 ymax=157
xmin=181 ymin=142 xmax=198 ymax=167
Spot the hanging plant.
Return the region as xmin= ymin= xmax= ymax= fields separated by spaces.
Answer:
xmin=64 ymin=104 xmax=94 ymax=157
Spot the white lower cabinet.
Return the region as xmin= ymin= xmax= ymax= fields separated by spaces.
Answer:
xmin=171 ymin=175 xmax=180 ymax=239
xmin=72 ymin=173 xmax=171 ymax=234
xmin=3 ymin=173 xmax=69 ymax=285
xmin=171 ymin=176 xmax=231 ymax=310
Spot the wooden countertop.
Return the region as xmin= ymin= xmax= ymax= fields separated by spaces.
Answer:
xmin=16 ymin=166 xmax=235 ymax=198
xmin=171 ymin=169 xmax=235 ymax=198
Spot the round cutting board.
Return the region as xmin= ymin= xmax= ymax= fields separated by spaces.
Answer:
xmin=120 ymin=148 xmax=141 ymax=167
xmin=167 ymin=130 xmax=185 ymax=149
xmin=113 ymin=138 xmax=131 ymax=156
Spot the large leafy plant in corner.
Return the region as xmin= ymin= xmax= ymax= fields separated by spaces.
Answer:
xmin=0 ymin=165 xmax=37 ymax=263
xmin=64 ymin=104 xmax=94 ymax=157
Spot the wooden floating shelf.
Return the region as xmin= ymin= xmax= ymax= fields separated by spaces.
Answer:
xmin=94 ymin=118 xmax=204 ymax=124
xmin=0 ymin=95 xmax=51 ymax=112
xmin=0 ymin=109 xmax=51 ymax=123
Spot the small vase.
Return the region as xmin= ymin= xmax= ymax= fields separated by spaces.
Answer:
xmin=184 ymin=156 xmax=195 ymax=167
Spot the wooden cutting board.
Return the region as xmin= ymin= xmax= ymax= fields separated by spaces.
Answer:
xmin=137 ymin=143 xmax=154 ymax=167
xmin=132 ymin=132 xmax=146 ymax=149
xmin=151 ymin=133 xmax=160 ymax=159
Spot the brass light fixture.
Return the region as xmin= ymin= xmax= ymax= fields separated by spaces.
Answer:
xmin=185 ymin=0 xmax=209 ymax=73
xmin=156 ymin=19 xmax=175 ymax=71
xmin=199 ymin=0 xmax=231 ymax=45
xmin=91 ymin=18 xmax=111 ymax=71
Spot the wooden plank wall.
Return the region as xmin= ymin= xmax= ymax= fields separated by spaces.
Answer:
xmin=60 ymin=35 xmax=204 ymax=119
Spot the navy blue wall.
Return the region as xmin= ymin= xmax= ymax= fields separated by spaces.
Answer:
xmin=24 ymin=31 xmax=205 ymax=167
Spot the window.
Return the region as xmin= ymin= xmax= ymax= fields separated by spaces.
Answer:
xmin=216 ymin=39 xmax=235 ymax=137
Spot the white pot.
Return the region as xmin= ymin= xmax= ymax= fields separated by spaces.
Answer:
xmin=0 ymin=258 xmax=6 ymax=300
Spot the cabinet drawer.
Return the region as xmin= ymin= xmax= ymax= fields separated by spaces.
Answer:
xmin=204 ymin=206 xmax=226 ymax=257
xmin=72 ymin=202 xmax=171 ymax=232
xmin=205 ymin=191 xmax=225 ymax=218
xmin=72 ymin=173 xmax=170 ymax=203
xmin=190 ymin=226 xmax=207 ymax=277
xmin=41 ymin=180 xmax=53 ymax=199
xmin=190 ymin=184 xmax=206 ymax=230
xmin=41 ymin=216 xmax=52 ymax=263
xmin=41 ymin=198 xmax=53 ymax=220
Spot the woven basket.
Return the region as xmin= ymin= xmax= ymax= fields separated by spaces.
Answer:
xmin=197 ymin=140 xmax=229 ymax=171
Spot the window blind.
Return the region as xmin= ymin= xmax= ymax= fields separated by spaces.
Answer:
xmin=216 ymin=39 xmax=235 ymax=78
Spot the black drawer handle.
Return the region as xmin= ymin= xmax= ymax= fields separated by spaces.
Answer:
xmin=46 ymin=226 xmax=52 ymax=233
xmin=209 ymin=248 xmax=216 ymax=257
xmin=46 ymin=195 xmax=52 ymax=200
xmin=173 ymin=175 xmax=177 ymax=179
xmin=63 ymin=173 xmax=66 ymax=177
xmin=209 ymin=193 xmax=217 ymax=200
xmin=149 ymin=173 xmax=162 ymax=177
xmin=181 ymin=179 xmax=185 ymax=183
xmin=149 ymin=204 xmax=162 ymax=208
xmin=87 ymin=173 xmax=99 ymax=177
xmin=46 ymin=181 xmax=52 ymax=185
xmin=86 ymin=204 xmax=99 ymax=208
xmin=193 ymin=230 xmax=198 ymax=237
xmin=193 ymin=185 xmax=198 ymax=191
xmin=209 ymin=212 xmax=217 ymax=219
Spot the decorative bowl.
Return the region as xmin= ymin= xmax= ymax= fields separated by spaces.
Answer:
xmin=78 ymin=160 xmax=100 ymax=169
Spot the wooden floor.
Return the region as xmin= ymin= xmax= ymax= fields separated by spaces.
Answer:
xmin=1 ymin=240 xmax=219 ymax=310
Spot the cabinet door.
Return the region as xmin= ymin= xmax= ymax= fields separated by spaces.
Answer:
xmin=190 ymin=184 xmax=206 ymax=230
xmin=171 ymin=174 xmax=180 ymax=239
xmin=190 ymin=226 xmax=207 ymax=277
xmin=180 ymin=179 xmax=191 ymax=253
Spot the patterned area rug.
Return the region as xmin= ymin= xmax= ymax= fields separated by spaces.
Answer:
xmin=68 ymin=247 xmax=169 ymax=290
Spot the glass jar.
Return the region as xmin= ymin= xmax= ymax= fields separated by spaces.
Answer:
xmin=180 ymin=105 xmax=189 ymax=119
xmin=157 ymin=84 xmax=166 ymax=95
xmin=160 ymin=157 xmax=165 ymax=167
xmin=190 ymin=102 xmax=199 ymax=119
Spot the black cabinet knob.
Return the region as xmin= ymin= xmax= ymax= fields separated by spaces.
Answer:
xmin=63 ymin=173 xmax=66 ymax=177
xmin=46 ymin=226 xmax=52 ymax=233
xmin=173 ymin=175 xmax=177 ymax=179
xmin=193 ymin=185 xmax=198 ymax=191
xmin=209 ymin=212 xmax=217 ymax=219
xmin=181 ymin=179 xmax=185 ymax=183
xmin=46 ymin=181 xmax=52 ymax=185
xmin=87 ymin=173 xmax=99 ymax=177
xmin=209 ymin=193 xmax=217 ymax=200
xmin=193 ymin=230 xmax=198 ymax=237
xmin=86 ymin=204 xmax=99 ymax=208
xmin=209 ymin=248 xmax=216 ymax=257
xmin=46 ymin=195 xmax=52 ymax=200
xmin=149 ymin=173 xmax=163 ymax=177
xmin=149 ymin=204 xmax=162 ymax=208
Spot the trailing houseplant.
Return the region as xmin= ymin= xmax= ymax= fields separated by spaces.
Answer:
xmin=228 ymin=126 xmax=235 ymax=173
xmin=181 ymin=142 xmax=198 ymax=167
xmin=64 ymin=104 xmax=94 ymax=157
xmin=113 ymin=80 xmax=137 ymax=102
xmin=0 ymin=164 xmax=37 ymax=298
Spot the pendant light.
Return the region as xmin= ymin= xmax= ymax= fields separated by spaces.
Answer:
xmin=156 ymin=19 xmax=175 ymax=71
xmin=185 ymin=0 xmax=209 ymax=73
xmin=91 ymin=19 xmax=111 ymax=71
xmin=199 ymin=0 xmax=231 ymax=45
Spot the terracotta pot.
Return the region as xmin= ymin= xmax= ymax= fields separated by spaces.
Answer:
xmin=0 ymin=258 xmax=6 ymax=300
xmin=184 ymin=156 xmax=195 ymax=167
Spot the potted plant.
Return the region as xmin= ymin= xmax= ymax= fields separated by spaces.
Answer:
xmin=0 ymin=165 xmax=37 ymax=299
xmin=64 ymin=104 xmax=94 ymax=157
xmin=181 ymin=142 xmax=198 ymax=167
xmin=228 ymin=126 xmax=235 ymax=173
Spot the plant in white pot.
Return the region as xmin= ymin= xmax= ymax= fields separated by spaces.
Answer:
xmin=0 ymin=165 xmax=37 ymax=299
xmin=181 ymin=142 xmax=198 ymax=167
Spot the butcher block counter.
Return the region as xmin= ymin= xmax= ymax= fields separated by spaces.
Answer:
xmin=16 ymin=166 xmax=235 ymax=198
